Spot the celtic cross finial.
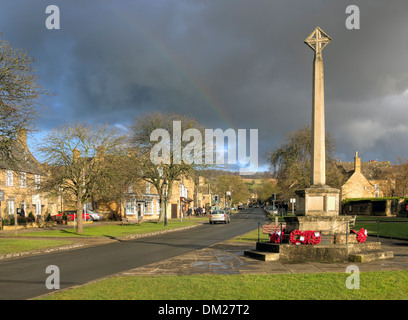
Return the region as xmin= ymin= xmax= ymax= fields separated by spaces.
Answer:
xmin=305 ymin=27 xmax=331 ymax=54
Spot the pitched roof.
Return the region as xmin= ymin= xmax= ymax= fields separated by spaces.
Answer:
xmin=0 ymin=137 xmax=45 ymax=175
xmin=336 ymin=161 xmax=391 ymax=180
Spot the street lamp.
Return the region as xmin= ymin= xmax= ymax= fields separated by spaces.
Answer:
xmin=163 ymin=181 xmax=168 ymax=227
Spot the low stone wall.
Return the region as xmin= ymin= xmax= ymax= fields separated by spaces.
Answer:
xmin=342 ymin=199 xmax=397 ymax=216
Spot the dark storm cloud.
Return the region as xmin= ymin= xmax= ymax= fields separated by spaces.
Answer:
xmin=1 ymin=0 xmax=408 ymax=169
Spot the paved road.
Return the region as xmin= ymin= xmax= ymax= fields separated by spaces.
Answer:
xmin=0 ymin=208 xmax=267 ymax=300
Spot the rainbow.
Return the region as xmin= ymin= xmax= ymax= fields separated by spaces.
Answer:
xmin=111 ymin=6 xmax=235 ymax=128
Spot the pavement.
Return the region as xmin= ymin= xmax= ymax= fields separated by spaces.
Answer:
xmin=2 ymin=221 xmax=407 ymax=277
xmin=119 ymin=236 xmax=408 ymax=277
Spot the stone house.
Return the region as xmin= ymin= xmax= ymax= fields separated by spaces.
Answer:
xmin=166 ymin=176 xmax=194 ymax=218
xmin=64 ymin=147 xmax=200 ymax=221
xmin=336 ymin=151 xmax=396 ymax=216
xmin=0 ymin=131 xmax=54 ymax=221
xmin=194 ymin=176 xmax=212 ymax=210
xmin=336 ymin=151 xmax=393 ymax=200
xmin=98 ymin=175 xmax=197 ymax=221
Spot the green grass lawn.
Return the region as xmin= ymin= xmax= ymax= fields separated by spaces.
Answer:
xmin=230 ymin=228 xmax=269 ymax=242
xmin=354 ymin=217 xmax=408 ymax=240
xmin=0 ymin=218 xmax=206 ymax=254
xmin=0 ymin=239 xmax=74 ymax=255
xmin=3 ymin=218 xmax=206 ymax=239
xmin=39 ymin=271 xmax=408 ymax=300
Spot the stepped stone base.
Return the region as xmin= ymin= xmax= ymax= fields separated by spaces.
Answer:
xmin=243 ymin=250 xmax=280 ymax=261
xmin=245 ymin=186 xmax=395 ymax=264
xmin=349 ymin=250 xmax=394 ymax=263
xmin=243 ymin=241 xmax=394 ymax=263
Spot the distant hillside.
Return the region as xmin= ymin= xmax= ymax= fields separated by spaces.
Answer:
xmin=196 ymin=169 xmax=274 ymax=180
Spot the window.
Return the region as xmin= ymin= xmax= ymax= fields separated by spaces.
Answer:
xmin=125 ymin=200 xmax=137 ymax=215
xmin=34 ymin=175 xmax=41 ymax=190
xmin=6 ymin=170 xmax=13 ymax=187
xmin=145 ymin=200 xmax=153 ymax=215
xmin=20 ymin=172 xmax=26 ymax=188
xmin=146 ymin=182 xmax=151 ymax=194
xmin=7 ymin=200 xmax=14 ymax=215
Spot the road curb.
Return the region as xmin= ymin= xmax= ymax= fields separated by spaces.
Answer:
xmin=116 ymin=223 xmax=202 ymax=240
xmin=0 ymin=242 xmax=85 ymax=261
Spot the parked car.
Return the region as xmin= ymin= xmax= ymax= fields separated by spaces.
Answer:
xmin=209 ymin=210 xmax=230 ymax=224
xmin=265 ymin=206 xmax=279 ymax=215
xmin=224 ymin=207 xmax=232 ymax=215
xmin=84 ymin=209 xmax=103 ymax=221
xmin=56 ymin=210 xmax=90 ymax=221
xmin=238 ymin=205 xmax=244 ymax=210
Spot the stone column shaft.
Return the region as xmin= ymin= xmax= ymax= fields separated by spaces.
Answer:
xmin=311 ymin=52 xmax=326 ymax=186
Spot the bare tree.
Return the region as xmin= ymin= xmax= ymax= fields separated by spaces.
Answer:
xmin=265 ymin=126 xmax=342 ymax=198
xmin=38 ymin=122 xmax=126 ymax=233
xmin=393 ymin=156 xmax=408 ymax=197
xmin=129 ymin=112 xmax=208 ymax=223
xmin=0 ymin=37 xmax=47 ymax=156
xmin=95 ymin=148 xmax=143 ymax=220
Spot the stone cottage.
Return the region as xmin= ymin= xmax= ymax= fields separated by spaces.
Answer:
xmin=0 ymin=130 xmax=53 ymax=222
xmin=336 ymin=151 xmax=393 ymax=200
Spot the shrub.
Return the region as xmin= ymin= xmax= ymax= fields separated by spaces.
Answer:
xmin=27 ymin=212 xmax=36 ymax=223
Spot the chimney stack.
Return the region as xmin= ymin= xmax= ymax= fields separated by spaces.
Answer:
xmin=17 ymin=129 xmax=28 ymax=149
xmin=73 ymin=148 xmax=81 ymax=160
xmin=354 ymin=151 xmax=361 ymax=174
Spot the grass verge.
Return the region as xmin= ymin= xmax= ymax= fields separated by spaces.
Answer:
xmin=0 ymin=239 xmax=74 ymax=255
xmin=354 ymin=217 xmax=408 ymax=240
xmin=38 ymin=271 xmax=408 ymax=300
xmin=2 ymin=219 xmax=206 ymax=239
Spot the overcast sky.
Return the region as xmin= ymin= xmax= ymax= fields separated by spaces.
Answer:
xmin=1 ymin=0 xmax=408 ymax=172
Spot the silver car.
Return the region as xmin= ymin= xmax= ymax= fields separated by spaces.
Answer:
xmin=209 ymin=210 xmax=230 ymax=224
xmin=85 ymin=209 xmax=103 ymax=221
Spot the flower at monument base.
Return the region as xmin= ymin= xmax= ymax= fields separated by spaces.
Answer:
xmin=289 ymin=230 xmax=321 ymax=245
xmin=269 ymin=228 xmax=285 ymax=243
xmin=351 ymin=228 xmax=367 ymax=243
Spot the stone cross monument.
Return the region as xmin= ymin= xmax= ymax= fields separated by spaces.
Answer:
xmin=305 ymin=26 xmax=331 ymax=186
xmin=288 ymin=27 xmax=351 ymax=236
xmin=245 ymin=26 xmax=393 ymax=263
